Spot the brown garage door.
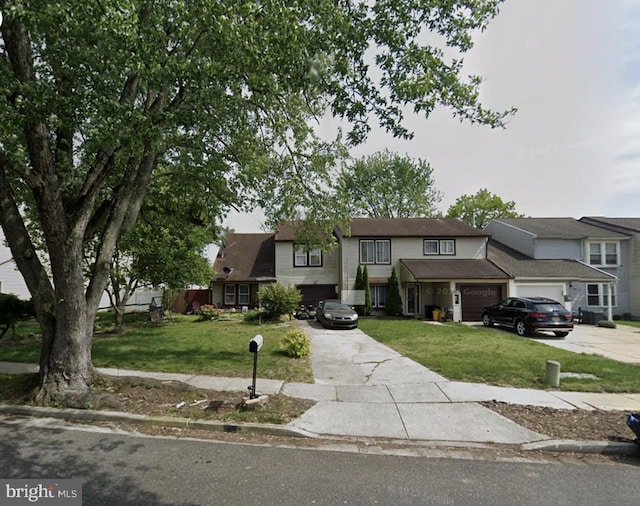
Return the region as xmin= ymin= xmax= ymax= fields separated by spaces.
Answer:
xmin=459 ymin=284 xmax=504 ymax=321
xmin=297 ymin=285 xmax=337 ymax=306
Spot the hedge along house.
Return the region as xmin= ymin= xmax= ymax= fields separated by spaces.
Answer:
xmin=334 ymin=218 xmax=512 ymax=321
xmin=211 ymin=233 xmax=276 ymax=309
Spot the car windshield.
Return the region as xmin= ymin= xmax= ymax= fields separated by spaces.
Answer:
xmin=533 ymin=303 xmax=565 ymax=312
xmin=324 ymin=302 xmax=351 ymax=311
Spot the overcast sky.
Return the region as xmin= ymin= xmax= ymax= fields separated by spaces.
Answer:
xmin=223 ymin=0 xmax=639 ymax=236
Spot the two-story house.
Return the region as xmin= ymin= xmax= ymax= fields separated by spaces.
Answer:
xmin=212 ymin=218 xmax=514 ymax=321
xmin=580 ymin=217 xmax=640 ymax=318
xmin=334 ymin=218 xmax=511 ymax=321
xmin=484 ymin=218 xmax=624 ymax=319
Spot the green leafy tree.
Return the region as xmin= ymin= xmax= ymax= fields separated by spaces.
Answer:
xmin=335 ymin=150 xmax=442 ymax=218
xmin=386 ymin=266 xmax=403 ymax=316
xmin=363 ymin=265 xmax=372 ymax=316
xmin=106 ymin=177 xmax=218 ymax=332
xmin=447 ymin=188 xmax=524 ymax=229
xmin=0 ymin=1 xmax=514 ymax=405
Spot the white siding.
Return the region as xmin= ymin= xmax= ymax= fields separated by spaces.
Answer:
xmin=340 ymin=236 xmax=488 ymax=289
xmin=275 ymin=242 xmax=340 ymax=287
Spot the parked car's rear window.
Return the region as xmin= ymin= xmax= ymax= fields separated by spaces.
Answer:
xmin=533 ymin=303 xmax=565 ymax=312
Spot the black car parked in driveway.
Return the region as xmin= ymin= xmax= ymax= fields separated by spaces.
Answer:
xmin=481 ymin=297 xmax=573 ymax=337
xmin=316 ymin=300 xmax=359 ymax=329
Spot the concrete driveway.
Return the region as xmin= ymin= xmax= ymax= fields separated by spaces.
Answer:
xmin=529 ymin=323 xmax=640 ymax=364
xmin=470 ymin=321 xmax=640 ymax=364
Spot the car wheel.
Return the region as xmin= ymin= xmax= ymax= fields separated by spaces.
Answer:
xmin=554 ymin=331 xmax=569 ymax=337
xmin=515 ymin=319 xmax=530 ymax=337
xmin=482 ymin=313 xmax=493 ymax=327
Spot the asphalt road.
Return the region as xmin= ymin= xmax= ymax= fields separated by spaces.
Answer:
xmin=0 ymin=417 xmax=638 ymax=506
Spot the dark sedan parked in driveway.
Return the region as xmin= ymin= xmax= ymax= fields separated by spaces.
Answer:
xmin=482 ymin=296 xmax=573 ymax=337
xmin=316 ymin=300 xmax=359 ymax=329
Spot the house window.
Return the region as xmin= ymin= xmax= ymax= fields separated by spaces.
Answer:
xmin=309 ymin=249 xmax=322 ymax=266
xmin=587 ymin=283 xmax=616 ymax=307
xmin=371 ymin=285 xmax=389 ymax=308
xmin=238 ymin=284 xmax=250 ymax=305
xmin=424 ymin=239 xmax=456 ymax=256
xmin=440 ymin=240 xmax=455 ymax=255
xmin=360 ymin=239 xmax=390 ymax=264
xmin=588 ymin=241 xmax=618 ymax=266
xmin=424 ymin=240 xmax=439 ymax=255
xmin=224 ymin=284 xmax=236 ymax=305
xmin=294 ymin=246 xmax=322 ymax=267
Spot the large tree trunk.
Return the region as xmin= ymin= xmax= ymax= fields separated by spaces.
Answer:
xmin=35 ymin=245 xmax=96 ymax=406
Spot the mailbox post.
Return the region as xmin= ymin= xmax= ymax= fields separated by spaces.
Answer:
xmin=248 ymin=334 xmax=263 ymax=399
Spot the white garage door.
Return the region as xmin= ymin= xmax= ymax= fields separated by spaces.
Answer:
xmin=516 ymin=284 xmax=564 ymax=302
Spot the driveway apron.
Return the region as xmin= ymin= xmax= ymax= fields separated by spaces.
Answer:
xmin=289 ymin=320 xmax=548 ymax=445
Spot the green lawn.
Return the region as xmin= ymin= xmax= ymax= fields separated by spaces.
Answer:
xmin=359 ymin=318 xmax=640 ymax=393
xmin=4 ymin=313 xmax=639 ymax=392
xmin=0 ymin=312 xmax=314 ymax=383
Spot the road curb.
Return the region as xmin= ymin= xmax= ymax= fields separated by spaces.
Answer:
xmin=2 ymin=404 xmax=639 ymax=456
xmin=0 ymin=405 xmax=314 ymax=439
xmin=523 ymin=439 xmax=640 ymax=456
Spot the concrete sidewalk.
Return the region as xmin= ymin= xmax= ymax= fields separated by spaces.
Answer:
xmin=282 ymin=321 xmax=640 ymax=445
xmin=1 ymin=319 xmax=639 ymax=448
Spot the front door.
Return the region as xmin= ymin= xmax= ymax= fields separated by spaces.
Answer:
xmin=406 ymin=284 xmax=420 ymax=315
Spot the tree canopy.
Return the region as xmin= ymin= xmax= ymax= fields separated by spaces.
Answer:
xmin=334 ymin=149 xmax=442 ymax=218
xmin=0 ymin=0 xmax=513 ymax=404
xmin=446 ymin=188 xmax=524 ymax=229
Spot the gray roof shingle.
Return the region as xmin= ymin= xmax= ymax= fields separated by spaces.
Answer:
xmin=400 ymin=258 xmax=511 ymax=280
xmin=489 ymin=218 xmax=628 ymax=240
xmin=487 ymin=240 xmax=615 ymax=281
xmin=343 ymin=218 xmax=487 ymax=237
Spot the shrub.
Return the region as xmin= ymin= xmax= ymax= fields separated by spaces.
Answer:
xmin=280 ymin=329 xmax=311 ymax=358
xmin=597 ymin=320 xmax=617 ymax=329
xmin=198 ymin=304 xmax=221 ymax=321
xmin=386 ymin=266 xmax=403 ymax=316
xmin=0 ymin=294 xmax=35 ymax=339
xmin=258 ymin=283 xmax=301 ymax=321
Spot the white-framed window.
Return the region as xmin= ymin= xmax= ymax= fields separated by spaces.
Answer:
xmin=224 ymin=284 xmax=236 ymax=305
xmin=294 ymin=246 xmax=322 ymax=267
xmin=360 ymin=240 xmax=375 ymax=264
xmin=440 ymin=239 xmax=455 ymax=255
xmin=371 ymin=285 xmax=389 ymax=308
xmin=238 ymin=284 xmax=250 ymax=305
xmin=424 ymin=239 xmax=456 ymax=256
xmin=424 ymin=240 xmax=439 ymax=255
xmin=360 ymin=239 xmax=390 ymax=264
xmin=309 ymin=249 xmax=322 ymax=266
xmin=294 ymin=247 xmax=307 ymax=266
xmin=588 ymin=241 xmax=619 ymax=266
xmin=586 ymin=283 xmax=616 ymax=307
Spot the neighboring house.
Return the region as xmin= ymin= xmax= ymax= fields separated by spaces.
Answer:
xmin=211 ymin=233 xmax=276 ymax=308
xmin=334 ymin=218 xmax=510 ymax=321
xmin=0 ymin=231 xmax=31 ymax=300
xmin=1 ymin=230 xmax=156 ymax=310
xmin=274 ymin=224 xmax=341 ymax=306
xmin=484 ymin=218 xmax=626 ymax=319
xmin=212 ymin=218 xmax=514 ymax=321
xmin=580 ymin=217 xmax=640 ymax=318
